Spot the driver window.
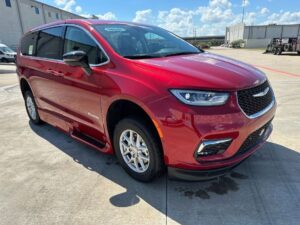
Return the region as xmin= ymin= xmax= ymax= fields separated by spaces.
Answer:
xmin=64 ymin=26 xmax=108 ymax=64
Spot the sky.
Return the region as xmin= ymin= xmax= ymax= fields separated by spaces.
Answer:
xmin=40 ymin=0 xmax=300 ymax=37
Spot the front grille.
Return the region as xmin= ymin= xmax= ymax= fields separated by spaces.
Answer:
xmin=235 ymin=120 xmax=272 ymax=157
xmin=237 ymin=81 xmax=273 ymax=117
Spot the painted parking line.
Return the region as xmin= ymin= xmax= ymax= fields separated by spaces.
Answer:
xmin=254 ymin=65 xmax=300 ymax=78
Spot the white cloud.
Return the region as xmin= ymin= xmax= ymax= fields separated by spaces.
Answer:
xmin=75 ymin=6 xmax=82 ymax=13
xmin=265 ymin=11 xmax=300 ymax=24
xmin=133 ymin=9 xmax=153 ymax=23
xmin=242 ymin=0 xmax=250 ymax=7
xmin=63 ymin=0 xmax=76 ymax=12
xmin=260 ymin=7 xmax=269 ymax=15
xmin=54 ymin=0 xmax=66 ymax=6
xmin=210 ymin=0 xmax=232 ymax=8
xmin=157 ymin=8 xmax=195 ymax=36
xmin=54 ymin=0 xmax=77 ymax=12
xmin=96 ymin=12 xmax=117 ymax=20
xmin=198 ymin=3 xmax=232 ymax=23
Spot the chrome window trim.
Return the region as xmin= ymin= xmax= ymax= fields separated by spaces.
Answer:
xmin=236 ymin=91 xmax=275 ymax=119
xmin=20 ymin=23 xmax=110 ymax=67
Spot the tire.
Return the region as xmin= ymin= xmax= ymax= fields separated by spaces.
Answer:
xmin=297 ymin=51 xmax=300 ymax=55
xmin=24 ymin=91 xmax=43 ymax=125
xmin=113 ymin=117 xmax=164 ymax=182
xmin=2 ymin=58 xmax=8 ymax=63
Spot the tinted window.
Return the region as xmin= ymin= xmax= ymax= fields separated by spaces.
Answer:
xmin=94 ymin=24 xmax=200 ymax=58
xmin=36 ymin=27 xmax=63 ymax=59
xmin=64 ymin=26 xmax=108 ymax=64
xmin=21 ymin=32 xmax=38 ymax=56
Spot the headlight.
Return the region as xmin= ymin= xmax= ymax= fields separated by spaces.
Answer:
xmin=170 ymin=89 xmax=229 ymax=106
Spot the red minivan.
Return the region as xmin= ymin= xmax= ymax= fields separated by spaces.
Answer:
xmin=16 ymin=20 xmax=276 ymax=181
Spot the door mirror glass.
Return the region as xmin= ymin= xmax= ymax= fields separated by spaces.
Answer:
xmin=0 ymin=51 xmax=4 ymax=54
xmin=63 ymin=50 xmax=92 ymax=75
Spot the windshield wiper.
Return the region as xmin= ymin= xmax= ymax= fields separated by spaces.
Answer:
xmin=124 ymin=54 xmax=161 ymax=59
xmin=124 ymin=51 xmax=201 ymax=59
xmin=163 ymin=51 xmax=201 ymax=57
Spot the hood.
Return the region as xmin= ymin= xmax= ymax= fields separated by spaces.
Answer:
xmin=133 ymin=52 xmax=266 ymax=91
xmin=5 ymin=51 xmax=17 ymax=55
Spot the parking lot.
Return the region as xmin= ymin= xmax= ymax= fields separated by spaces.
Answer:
xmin=0 ymin=49 xmax=299 ymax=225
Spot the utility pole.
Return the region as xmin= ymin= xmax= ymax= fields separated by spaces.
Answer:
xmin=242 ymin=0 xmax=245 ymax=23
xmin=193 ymin=28 xmax=197 ymax=40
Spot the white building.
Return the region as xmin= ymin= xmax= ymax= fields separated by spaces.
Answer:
xmin=225 ymin=23 xmax=300 ymax=48
xmin=0 ymin=0 xmax=84 ymax=49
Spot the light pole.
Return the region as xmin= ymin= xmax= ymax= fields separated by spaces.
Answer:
xmin=242 ymin=0 xmax=245 ymax=23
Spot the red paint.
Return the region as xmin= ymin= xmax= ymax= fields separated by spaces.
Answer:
xmin=16 ymin=20 xmax=276 ymax=172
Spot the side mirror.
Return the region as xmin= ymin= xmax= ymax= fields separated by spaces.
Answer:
xmin=0 ymin=51 xmax=4 ymax=55
xmin=63 ymin=50 xmax=92 ymax=75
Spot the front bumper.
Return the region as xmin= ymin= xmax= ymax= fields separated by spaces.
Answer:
xmin=167 ymin=123 xmax=272 ymax=181
xmin=168 ymin=158 xmax=246 ymax=181
xmin=151 ymin=88 xmax=276 ymax=171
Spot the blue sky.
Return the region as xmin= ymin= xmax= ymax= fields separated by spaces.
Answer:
xmin=41 ymin=0 xmax=300 ymax=36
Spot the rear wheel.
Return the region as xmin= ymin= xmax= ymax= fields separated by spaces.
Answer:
xmin=113 ymin=117 xmax=164 ymax=182
xmin=24 ymin=91 xmax=43 ymax=124
xmin=1 ymin=58 xmax=8 ymax=63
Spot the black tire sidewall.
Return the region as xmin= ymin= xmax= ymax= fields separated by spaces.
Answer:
xmin=24 ymin=91 xmax=42 ymax=124
xmin=113 ymin=117 xmax=163 ymax=182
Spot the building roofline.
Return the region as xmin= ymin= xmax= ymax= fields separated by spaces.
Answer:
xmin=30 ymin=0 xmax=86 ymax=19
xmin=244 ymin=23 xmax=300 ymax=28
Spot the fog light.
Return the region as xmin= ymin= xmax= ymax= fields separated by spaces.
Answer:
xmin=196 ymin=138 xmax=232 ymax=158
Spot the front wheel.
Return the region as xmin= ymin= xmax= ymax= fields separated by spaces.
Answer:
xmin=113 ymin=117 xmax=164 ymax=182
xmin=1 ymin=58 xmax=8 ymax=63
xmin=24 ymin=91 xmax=43 ymax=125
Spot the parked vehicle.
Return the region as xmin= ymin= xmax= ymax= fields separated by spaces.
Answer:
xmin=0 ymin=43 xmax=17 ymax=63
xmin=265 ymin=37 xmax=300 ymax=55
xmin=16 ymin=20 xmax=276 ymax=181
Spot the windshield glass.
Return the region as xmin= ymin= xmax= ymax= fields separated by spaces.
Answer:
xmin=94 ymin=24 xmax=201 ymax=59
xmin=0 ymin=46 xmax=14 ymax=53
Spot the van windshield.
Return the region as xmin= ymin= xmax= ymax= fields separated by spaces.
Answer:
xmin=0 ymin=46 xmax=14 ymax=53
xmin=94 ymin=24 xmax=201 ymax=59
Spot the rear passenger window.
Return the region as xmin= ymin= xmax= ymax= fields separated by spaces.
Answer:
xmin=63 ymin=26 xmax=108 ymax=65
xmin=21 ymin=32 xmax=38 ymax=56
xmin=36 ymin=27 xmax=63 ymax=59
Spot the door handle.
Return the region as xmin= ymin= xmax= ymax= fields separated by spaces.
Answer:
xmin=47 ymin=69 xmax=64 ymax=77
xmin=55 ymin=72 xmax=64 ymax=77
xmin=46 ymin=69 xmax=55 ymax=75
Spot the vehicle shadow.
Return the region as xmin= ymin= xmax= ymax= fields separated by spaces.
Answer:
xmin=29 ymin=122 xmax=300 ymax=224
xmin=0 ymin=62 xmax=15 ymax=66
xmin=0 ymin=69 xmax=16 ymax=74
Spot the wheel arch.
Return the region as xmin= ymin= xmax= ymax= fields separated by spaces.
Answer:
xmin=20 ymin=78 xmax=32 ymax=98
xmin=105 ymin=98 xmax=164 ymax=155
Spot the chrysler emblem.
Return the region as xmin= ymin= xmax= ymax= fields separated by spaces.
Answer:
xmin=253 ymin=87 xmax=270 ymax=97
